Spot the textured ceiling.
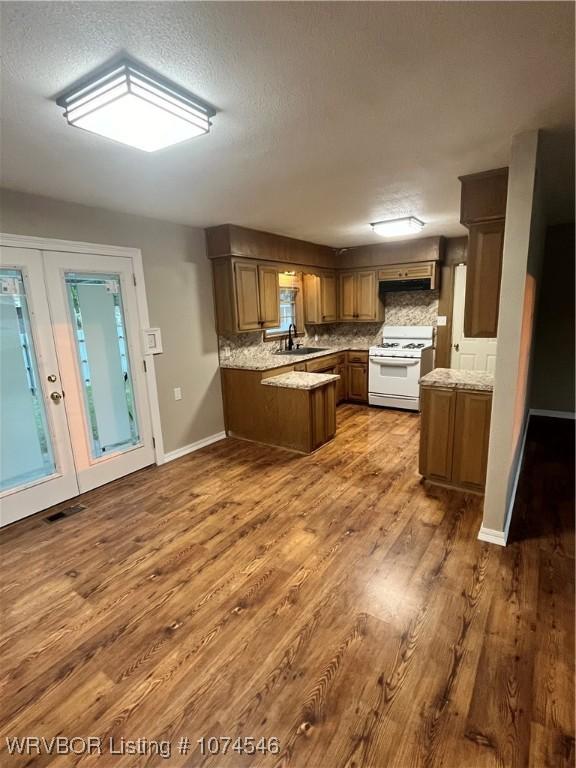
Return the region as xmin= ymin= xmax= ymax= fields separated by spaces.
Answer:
xmin=1 ymin=2 xmax=574 ymax=246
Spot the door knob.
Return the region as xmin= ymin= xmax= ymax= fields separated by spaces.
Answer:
xmin=47 ymin=374 xmax=57 ymax=382
xmin=50 ymin=391 xmax=63 ymax=402
xmin=453 ymin=343 xmax=460 ymax=351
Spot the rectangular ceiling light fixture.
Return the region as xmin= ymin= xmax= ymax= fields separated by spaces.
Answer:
xmin=370 ymin=217 xmax=425 ymax=237
xmin=57 ymin=58 xmax=215 ymax=152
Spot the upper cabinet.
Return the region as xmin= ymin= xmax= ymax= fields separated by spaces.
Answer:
xmin=213 ymin=258 xmax=279 ymax=333
xmin=378 ymin=261 xmax=437 ymax=287
xmin=303 ymin=272 xmax=337 ymax=324
xmin=459 ymin=168 xmax=508 ymax=338
xmin=338 ymin=270 xmax=381 ymax=321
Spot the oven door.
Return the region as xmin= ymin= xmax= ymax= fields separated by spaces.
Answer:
xmin=368 ymin=356 xmax=421 ymax=397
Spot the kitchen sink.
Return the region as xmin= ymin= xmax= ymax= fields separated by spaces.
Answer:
xmin=273 ymin=347 xmax=330 ymax=356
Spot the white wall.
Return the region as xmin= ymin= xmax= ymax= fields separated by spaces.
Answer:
xmin=0 ymin=188 xmax=225 ymax=455
xmin=480 ymin=130 xmax=546 ymax=541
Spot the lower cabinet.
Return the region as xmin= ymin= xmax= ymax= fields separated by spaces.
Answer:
xmin=419 ymin=385 xmax=492 ymax=492
xmin=306 ymin=353 xmax=347 ymax=404
xmin=346 ymin=351 xmax=368 ymax=402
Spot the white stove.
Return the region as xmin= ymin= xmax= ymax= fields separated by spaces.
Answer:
xmin=369 ymin=326 xmax=434 ymax=410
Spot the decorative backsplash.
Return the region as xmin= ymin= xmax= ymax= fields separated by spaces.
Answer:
xmin=383 ymin=290 xmax=439 ymax=326
xmin=218 ymin=289 xmax=439 ymax=359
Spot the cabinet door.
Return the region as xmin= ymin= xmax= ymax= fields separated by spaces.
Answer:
xmin=339 ymin=272 xmax=356 ymax=320
xmin=464 ymin=221 xmax=504 ymax=338
xmin=452 ymin=391 xmax=492 ymax=489
xmin=234 ymin=262 xmax=261 ymax=330
xmin=258 ymin=265 xmax=280 ymax=328
xmin=320 ymin=273 xmax=337 ymax=322
xmin=356 ymin=271 xmax=378 ymax=320
xmin=303 ymin=273 xmax=321 ymax=324
xmin=419 ymin=387 xmax=456 ymax=481
xmin=335 ymin=364 xmax=346 ymax=404
xmin=347 ymin=363 xmax=368 ymax=402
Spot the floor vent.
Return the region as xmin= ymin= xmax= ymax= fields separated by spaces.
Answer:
xmin=45 ymin=505 xmax=86 ymax=523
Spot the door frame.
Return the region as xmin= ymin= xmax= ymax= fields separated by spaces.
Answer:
xmin=0 ymin=233 xmax=165 ymax=465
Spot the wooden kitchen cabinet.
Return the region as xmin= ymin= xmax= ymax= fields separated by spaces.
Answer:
xmin=459 ymin=167 xmax=508 ymax=339
xmin=419 ymin=385 xmax=492 ymax=492
xmin=378 ymin=262 xmax=437 ymax=287
xmin=303 ymin=272 xmax=337 ymax=324
xmin=306 ymin=352 xmax=346 ymax=404
xmin=338 ymin=270 xmax=381 ymax=322
xmin=464 ymin=221 xmax=505 ymax=338
xmin=346 ymin=351 xmax=369 ymax=403
xmin=452 ymin=389 xmax=492 ymax=488
xmin=212 ymin=258 xmax=280 ymax=333
xmin=419 ymin=387 xmax=456 ymax=482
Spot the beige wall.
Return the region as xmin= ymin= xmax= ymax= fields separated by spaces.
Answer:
xmin=482 ymin=130 xmax=546 ymax=536
xmin=530 ymin=223 xmax=575 ymax=413
xmin=0 ymin=188 xmax=224 ymax=455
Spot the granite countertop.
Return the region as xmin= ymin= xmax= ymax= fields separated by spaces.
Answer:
xmin=220 ymin=345 xmax=368 ymax=371
xmin=261 ymin=371 xmax=341 ymax=391
xmin=419 ymin=368 xmax=494 ymax=392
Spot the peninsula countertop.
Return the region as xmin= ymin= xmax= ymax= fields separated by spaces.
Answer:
xmin=419 ymin=368 xmax=494 ymax=392
xmin=261 ymin=371 xmax=340 ymax=391
xmin=219 ymin=345 xmax=369 ymax=371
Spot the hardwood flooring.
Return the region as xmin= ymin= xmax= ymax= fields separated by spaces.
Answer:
xmin=1 ymin=407 xmax=574 ymax=768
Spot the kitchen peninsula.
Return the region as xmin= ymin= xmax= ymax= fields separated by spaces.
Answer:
xmin=221 ymin=361 xmax=340 ymax=454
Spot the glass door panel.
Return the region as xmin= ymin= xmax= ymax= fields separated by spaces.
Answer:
xmin=0 ymin=246 xmax=79 ymax=528
xmin=0 ymin=269 xmax=55 ymax=490
xmin=44 ymin=251 xmax=155 ymax=494
xmin=65 ymin=272 xmax=140 ymax=458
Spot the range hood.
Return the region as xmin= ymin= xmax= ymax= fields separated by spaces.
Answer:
xmin=379 ymin=277 xmax=433 ymax=294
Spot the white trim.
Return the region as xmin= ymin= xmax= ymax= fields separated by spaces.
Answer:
xmin=477 ymin=410 xmax=531 ymax=547
xmin=477 ymin=526 xmax=508 ymax=546
xmin=0 ymin=232 xmax=141 ymax=258
xmin=0 ymin=232 xmax=165 ymax=466
xmin=162 ymin=432 xmax=227 ymax=464
xmin=529 ymin=408 xmax=575 ymax=420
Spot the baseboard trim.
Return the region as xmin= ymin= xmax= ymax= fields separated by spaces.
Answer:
xmin=162 ymin=432 xmax=227 ymax=463
xmin=529 ymin=408 xmax=575 ymax=420
xmin=477 ymin=526 xmax=508 ymax=546
xmin=477 ymin=411 xmax=530 ymax=547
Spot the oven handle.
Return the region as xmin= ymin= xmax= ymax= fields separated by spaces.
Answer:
xmin=369 ymin=357 xmax=420 ymax=366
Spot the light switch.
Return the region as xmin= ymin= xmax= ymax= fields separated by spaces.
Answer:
xmin=174 ymin=387 xmax=182 ymax=401
xmin=436 ymin=315 xmax=447 ymax=326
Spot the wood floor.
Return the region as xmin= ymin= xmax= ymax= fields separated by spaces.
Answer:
xmin=1 ymin=406 xmax=574 ymax=768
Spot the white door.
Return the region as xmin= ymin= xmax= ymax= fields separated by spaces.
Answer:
xmin=0 ymin=247 xmax=79 ymax=526
xmin=451 ymin=264 xmax=497 ymax=372
xmin=0 ymin=247 xmax=156 ymax=526
xmin=44 ymin=251 xmax=155 ymax=494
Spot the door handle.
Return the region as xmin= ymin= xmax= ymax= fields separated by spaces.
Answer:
xmin=47 ymin=374 xmax=57 ymax=382
xmin=453 ymin=343 xmax=460 ymax=351
xmin=50 ymin=391 xmax=63 ymax=402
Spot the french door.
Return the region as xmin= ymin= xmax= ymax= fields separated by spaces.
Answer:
xmin=0 ymin=246 xmax=156 ymax=527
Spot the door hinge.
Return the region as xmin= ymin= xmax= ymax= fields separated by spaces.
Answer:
xmin=152 ymin=436 xmax=156 ymax=448
xmin=133 ymin=274 xmax=137 ymax=286
xmin=143 ymin=359 xmax=147 ymax=372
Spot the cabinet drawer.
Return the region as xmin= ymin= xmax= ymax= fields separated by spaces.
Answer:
xmin=347 ymin=351 xmax=368 ymax=364
xmin=306 ymin=354 xmax=340 ymax=372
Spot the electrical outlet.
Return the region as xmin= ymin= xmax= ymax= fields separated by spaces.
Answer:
xmin=436 ymin=315 xmax=447 ymax=327
xmin=223 ymin=346 xmax=231 ymax=359
xmin=174 ymin=387 xmax=182 ymax=401
xmin=314 ymin=334 xmax=319 ymax=342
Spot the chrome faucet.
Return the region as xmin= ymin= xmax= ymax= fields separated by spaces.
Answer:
xmin=287 ymin=323 xmax=297 ymax=350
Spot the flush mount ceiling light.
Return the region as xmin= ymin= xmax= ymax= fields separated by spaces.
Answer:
xmin=56 ymin=58 xmax=215 ymax=152
xmin=370 ymin=217 xmax=425 ymax=238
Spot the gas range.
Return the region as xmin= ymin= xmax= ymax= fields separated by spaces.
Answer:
xmin=368 ymin=326 xmax=434 ymax=410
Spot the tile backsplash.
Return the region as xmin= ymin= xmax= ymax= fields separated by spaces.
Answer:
xmin=218 ymin=289 xmax=439 ymax=358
